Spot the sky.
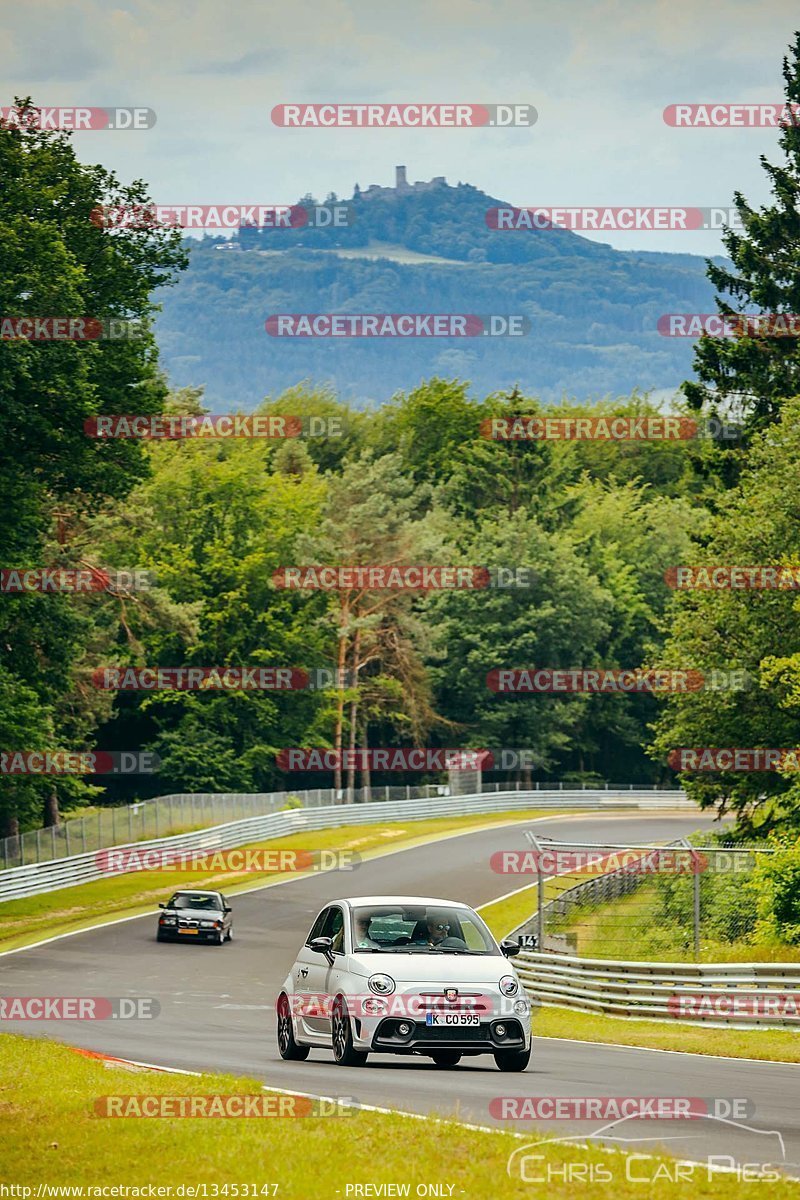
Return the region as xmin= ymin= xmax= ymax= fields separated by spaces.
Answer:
xmin=2 ymin=0 xmax=799 ymax=255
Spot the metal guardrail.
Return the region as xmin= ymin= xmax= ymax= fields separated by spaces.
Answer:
xmin=0 ymin=780 xmax=683 ymax=870
xmin=514 ymin=949 xmax=800 ymax=1029
xmin=0 ymin=787 xmax=693 ymax=902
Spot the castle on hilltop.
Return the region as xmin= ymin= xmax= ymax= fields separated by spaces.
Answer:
xmin=356 ymin=165 xmax=448 ymax=199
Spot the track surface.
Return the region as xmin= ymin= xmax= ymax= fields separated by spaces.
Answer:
xmin=3 ymin=813 xmax=799 ymax=1175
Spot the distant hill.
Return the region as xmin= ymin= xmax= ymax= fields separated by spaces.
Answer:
xmin=154 ymin=172 xmax=720 ymax=407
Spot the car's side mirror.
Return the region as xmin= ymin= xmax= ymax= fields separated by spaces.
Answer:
xmin=158 ymin=903 xmax=166 ymax=909
xmin=223 ymin=906 xmax=232 ymax=913
xmin=500 ymin=938 xmax=521 ymax=957
xmin=309 ymin=935 xmax=334 ymax=964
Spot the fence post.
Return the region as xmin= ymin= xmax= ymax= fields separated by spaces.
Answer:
xmin=81 ymin=819 xmax=87 ymax=854
xmin=693 ymin=862 xmax=701 ymax=961
xmin=65 ymin=822 xmax=70 ymax=856
xmin=51 ymin=824 xmax=56 ymax=859
xmin=528 ymin=834 xmax=545 ymax=949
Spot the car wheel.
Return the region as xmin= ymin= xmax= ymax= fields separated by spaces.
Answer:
xmin=493 ymin=1046 xmax=531 ymax=1072
xmin=331 ymin=997 xmax=368 ymax=1067
xmin=226 ymin=926 xmax=233 ymax=942
xmin=277 ymin=994 xmax=310 ymax=1061
xmin=156 ymin=932 xmax=168 ymax=943
xmin=430 ymin=1050 xmax=462 ymax=1068
xmin=214 ymin=930 xmax=225 ymax=945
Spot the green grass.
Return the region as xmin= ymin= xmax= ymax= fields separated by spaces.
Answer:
xmin=2 ymin=1034 xmax=796 ymax=1197
xmin=532 ymin=1004 xmax=800 ymax=1063
xmin=0 ymin=808 xmax=564 ymax=952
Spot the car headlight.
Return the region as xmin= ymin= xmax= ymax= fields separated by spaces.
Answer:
xmin=159 ymin=916 xmax=176 ymax=925
xmin=368 ymin=973 xmax=395 ymax=995
xmin=499 ymin=975 xmax=518 ymax=996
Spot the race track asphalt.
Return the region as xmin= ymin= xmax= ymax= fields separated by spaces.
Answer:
xmin=2 ymin=811 xmax=799 ymax=1177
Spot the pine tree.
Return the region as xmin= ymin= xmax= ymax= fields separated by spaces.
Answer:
xmin=684 ymin=33 xmax=800 ymax=438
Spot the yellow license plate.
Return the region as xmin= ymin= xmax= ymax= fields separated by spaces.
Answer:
xmin=178 ymin=928 xmax=199 ymax=935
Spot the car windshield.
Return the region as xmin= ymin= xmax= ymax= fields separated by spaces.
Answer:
xmin=350 ymin=904 xmax=498 ymax=954
xmin=169 ymin=893 xmax=222 ymax=911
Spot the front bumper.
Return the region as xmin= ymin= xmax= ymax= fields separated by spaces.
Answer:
xmin=369 ymin=1015 xmax=527 ymax=1053
xmin=158 ymin=925 xmax=222 ymax=941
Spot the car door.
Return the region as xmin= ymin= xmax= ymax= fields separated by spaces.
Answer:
xmin=219 ymin=893 xmax=232 ymax=936
xmin=292 ymin=906 xmax=332 ymax=1040
xmin=300 ymin=905 xmax=346 ymax=1041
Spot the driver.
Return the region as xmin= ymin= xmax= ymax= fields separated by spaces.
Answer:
xmin=413 ymin=912 xmax=451 ymax=947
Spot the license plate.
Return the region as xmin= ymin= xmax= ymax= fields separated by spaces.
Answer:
xmin=425 ymin=1012 xmax=480 ymax=1026
xmin=178 ymin=928 xmax=199 ymax=935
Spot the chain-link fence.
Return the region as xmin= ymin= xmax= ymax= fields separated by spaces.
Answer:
xmin=511 ymin=835 xmax=777 ymax=962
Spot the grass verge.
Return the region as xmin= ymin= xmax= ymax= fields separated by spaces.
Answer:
xmin=0 ymin=808 xmax=563 ymax=953
xmin=532 ymin=1004 xmax=800 ymax=1063
xmin=1 ymin=1033 xmax=795 ymax=1197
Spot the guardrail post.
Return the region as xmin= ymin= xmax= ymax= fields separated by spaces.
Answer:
xmin=693 ymin=859 xmax=701 ymax=960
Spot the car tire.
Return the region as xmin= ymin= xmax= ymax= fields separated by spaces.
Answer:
xmin=331 ymin=997 xmax=368 ymax=1067
xmin=493 ymin=1045 xmax=531 ymax=1072
xmin=226 ymin=926 xmax=233 ymax=942
xmin=430 ymin=1050 xmax=462 ymax=1068
xmin=156 ymin=932 xmax=168 ymax=943
xmin=277 ymin=994 xmax=310 ymax=1061
xmin=214 ymin=930 xmax=225 ymax=945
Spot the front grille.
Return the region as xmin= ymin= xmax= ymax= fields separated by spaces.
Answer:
xmin=413 ymin=1023 xmax=490 ymax=1042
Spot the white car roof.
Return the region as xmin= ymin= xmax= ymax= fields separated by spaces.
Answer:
xmin=333 ymin=896 xmax=470 ymax=908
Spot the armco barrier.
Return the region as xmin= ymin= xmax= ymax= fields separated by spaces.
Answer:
xmin=0 ymin=788 xmax=692 ymax=902
xmin=514 ymin=950 xmax=800 ymax=1029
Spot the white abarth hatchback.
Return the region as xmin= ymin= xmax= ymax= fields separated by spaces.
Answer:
xmin=276 ymin=895 xmax=532 ymax=1071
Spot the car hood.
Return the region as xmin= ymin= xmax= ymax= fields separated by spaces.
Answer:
xmin=164 ymin=908 xmax=223 ymax=920
xmin=347 ymin=952 xmax=510 ymax=984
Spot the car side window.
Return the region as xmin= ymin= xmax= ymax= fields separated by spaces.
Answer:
xmin=306 ymin=907 xmax=330 ymax=945
xmin=324 ymin=907 xmax=345 ymax=954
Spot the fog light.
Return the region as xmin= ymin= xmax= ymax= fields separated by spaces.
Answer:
xmin=495 ymin=1023 xmax=507 ymax=1037
xmin=398 ymin=1022 xmax=411 ymax=1035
